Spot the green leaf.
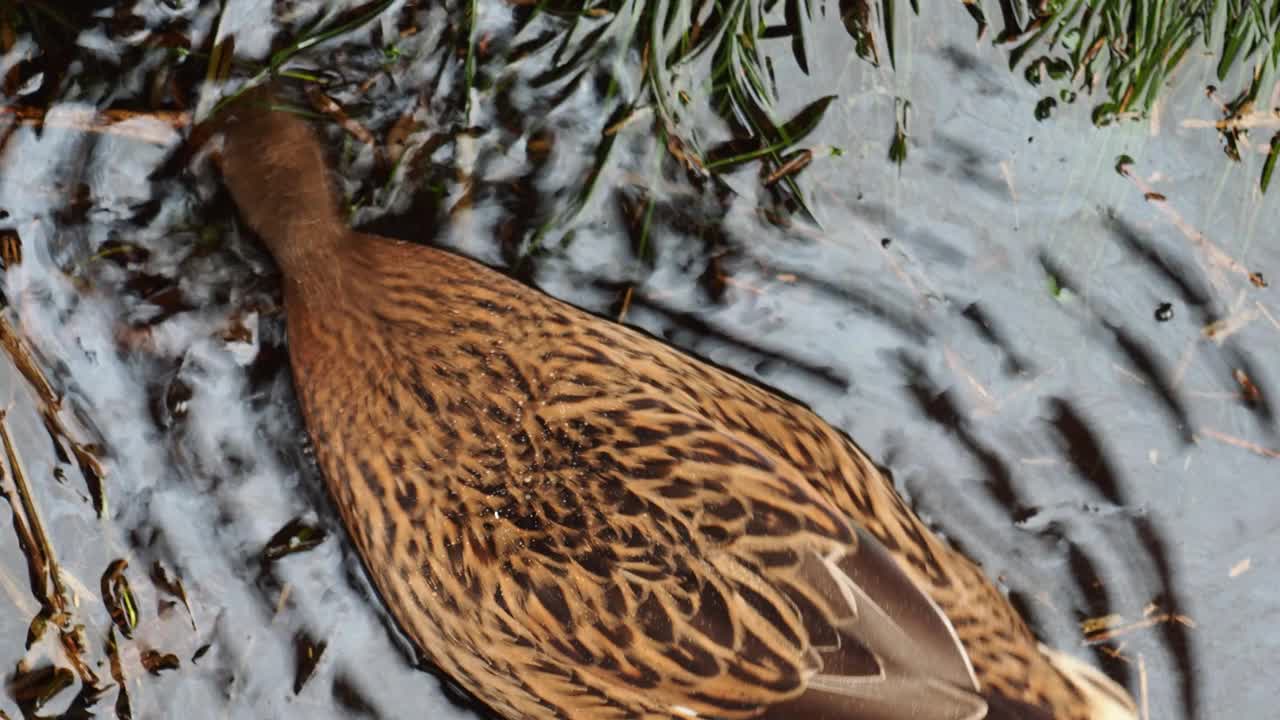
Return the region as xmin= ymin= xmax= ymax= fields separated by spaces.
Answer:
xmin=1262 ymin=133 xmax=1280 ymax=194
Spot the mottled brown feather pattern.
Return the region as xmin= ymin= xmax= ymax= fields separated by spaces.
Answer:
xmin=209 ymin=92 xmax=1137 ymax=720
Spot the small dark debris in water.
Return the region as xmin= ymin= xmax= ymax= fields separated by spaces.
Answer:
xmin=525 ymin=129 xmax=553 ymax=165
xmin=1045 ymin=270 xmax=1065 ymax=298
xmin=0 ymin=229 xmax=21 ymax=268
xmin=764 ymin=149 xmax=813 ymax=187
xmin=613 ymin=285 xmax=636 ymax=322
xmin=54 ymin=183 xmax=94 ymax=226
xmin=6 ymin=663 xmax=75 ymax=710
xmin=1155 ymin=303 xmax=1174 ymax=322
xmin=1115 ymin=154 xmax=1135 ymax=175
xmin=248 ymin=340 xmax=290 ymax=392
xmin=840 ymin=0 xmax=881 ymax=66
xmin=124 ymin=272 xmax=194 ymax=323
xmin=262 ymin=518 xmax=329 ymax=562
xmin=221 ymin=314 xmax=255 ymax=345
xmin=889 ymin=98 xmax=910 ymax=167
xmin=150 ymin=373 xmax=193 ymax=430
xmin=106 ymin=628 xmax=134 ymax=719
xmin=39 ymin=416 xmax=72 ymax=466
xmin=1249 ymin=271 xmax=1267 ymax=288
xmin=1009 ymin=505 xmax=1039 ymax=524
xmin=1144 ymin=192 xmax=1167 ymax=202
xmin=1028 ymin=57 xmax=1071 ymax=86
xmin=140 ymin=650 xmax=181 ymax=675
xmin=101 ymin=559 xmax=139 ymax=639
xmin=759 ymin=207 xmax=794 ymax=231
xmin=150 ymin=561 xmax=196 ymax=630
xmin=96 ymin=238 xmax=150 ymax=267
xmin=665 ymin=134 xmax=704 ymax=173
xmin=1034 ymin=97 xmax=1056 ymax=121
xmin=1091 ymin=102 xmax=1119 ymax=126
xmin=306 ymin=85 xmax=379 ymax=160
xmin=1028 ymin=136 xmax=1034 ymax=143
xmin=63 ymin=675 xmax=111 ymax=717
xmin=68 ymin=436 xmax=107 ymax=518
xmin=1234 ymin=369 xmax=1261 ymax=407
xmin=881 ymin=237 xmax=891 ymax=248
xmin=1222 ymin=347 xmax=1276 ymax=427
xmin=1261 ymin=132 xmax=1279 ymax=194
xmin=294 ymin=630 xmax=329 ymax=694
xmin=385 ymin=112 xmax=422 ymax=167
xmin=25 ymin=609 xmax=55 ymax=647
xmin=192 ymin=643 xmax=212 ymax=664
xmin=61 ymin=622 xmax=89 ymax=659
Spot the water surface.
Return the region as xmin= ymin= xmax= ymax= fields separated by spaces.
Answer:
xmin=0 ymin=1 xmax=1275 ymax=718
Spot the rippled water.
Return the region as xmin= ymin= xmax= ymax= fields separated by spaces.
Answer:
xmin=0 ymin=1 xmax=1275 ymax=718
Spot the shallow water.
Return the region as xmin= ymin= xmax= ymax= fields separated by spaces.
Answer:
xmin=0 ymin=1 xmax=1275 ymax=718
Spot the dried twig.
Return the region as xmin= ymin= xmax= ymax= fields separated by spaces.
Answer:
xmin=1199 ymin=427 xmax=1280 ymax=459
xmin=1083 ymin=612 xmax=1195 ymax=644
xmin=0 ymin=409 xmax=66 ymax=613
xmin=1123 ymin=173 xmax=1257 ymax=289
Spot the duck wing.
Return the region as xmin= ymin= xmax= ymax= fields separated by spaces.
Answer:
xmin=293 ymin=242 xmax=992 ymax=719
xmin=580 ymin=388 xmax=986 ymax=720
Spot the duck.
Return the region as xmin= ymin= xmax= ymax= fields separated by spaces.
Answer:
xmin=207 ymin=87 xmax=1139 ymax=720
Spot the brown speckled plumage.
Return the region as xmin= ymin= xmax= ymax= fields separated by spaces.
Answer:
xmin=210 ymin=90 xmax=1138 ymax=720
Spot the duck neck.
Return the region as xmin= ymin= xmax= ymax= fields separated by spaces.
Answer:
xmin=214 ymin=92 xmax=352 ymax=304
xmin=260 ymin=215 xmax=351 ymax=306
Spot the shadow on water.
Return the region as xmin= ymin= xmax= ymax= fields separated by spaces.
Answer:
xmin=0 ymin=0 xmax=1276 ymax=718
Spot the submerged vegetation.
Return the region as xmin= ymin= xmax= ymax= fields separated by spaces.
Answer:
xmin=1000 ymin=0 xmax=1280 ymax=184
xmin=471 ymin=0 xmax=1280 ymax=216
xmin=1 ymin=0 xmax=1275 ymax=227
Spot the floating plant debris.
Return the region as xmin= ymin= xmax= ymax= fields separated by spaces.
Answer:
xmin=0 ymin=410 xmax=67 ymax=612
xmin=0 ymin=230 xmax=21 ymax=269
xmin=106 ymin=628 xmax=133 ymax=719
xmin=1034 ymin=96 xmax=1057 ymax=121
xmin=262 ymin=518 xmax=329 ymax=562
xmin=293 ymin=630 xmax=328 ymax=695
xmin=191 ymin=644 xmax=212 ymax=664
xmin=1264 ymin=133 xmax=1279 ymax=194
xmin=101 ymin=559 xmax=139 ymax=639
xmin=6 ymin=663 xmax=74 ymax=711
xmin=141 ymin=650 xmax=181 ymax=675
xmin=150 ymin=561 xmax=197 ymax=631
xmin=889 ymin=97 xmax=910 ymax=167
xmin=1234 ymin=368 xmax=1262 ymax=407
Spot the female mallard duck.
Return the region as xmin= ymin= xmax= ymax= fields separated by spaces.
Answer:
xmin=209 ymin=91 xmax=1138 ymax=720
